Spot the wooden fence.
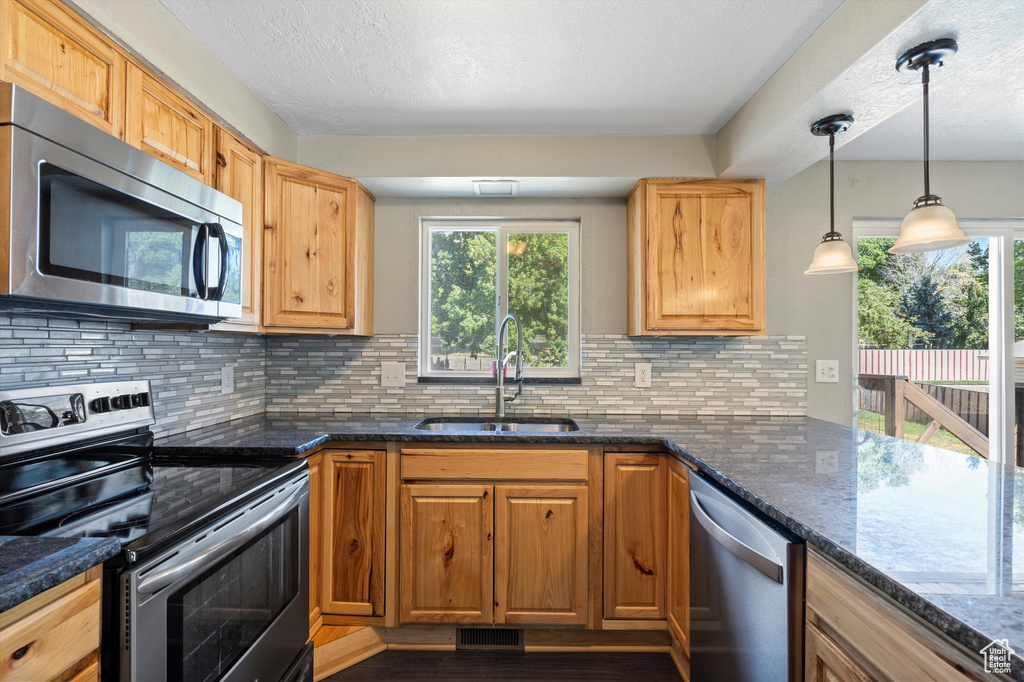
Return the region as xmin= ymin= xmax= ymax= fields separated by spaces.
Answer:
xmin=858 ymin=349 xmax=988 ymax=382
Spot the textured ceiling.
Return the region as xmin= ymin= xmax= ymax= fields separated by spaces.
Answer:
xmin=838 ymin=36 xmax=1024 ymax=161
xmin=158 ymin=0 xmax=842 ymax=135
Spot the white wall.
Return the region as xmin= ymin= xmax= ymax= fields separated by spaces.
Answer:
xmin=67 ymin=0 xmax=298 ymax=160
xmin=768 ymin=160 xmax=1024 ymax=423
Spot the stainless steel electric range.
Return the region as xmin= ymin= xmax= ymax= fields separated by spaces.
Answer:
xmin=0 ymin=380 xmax=312 ymax=682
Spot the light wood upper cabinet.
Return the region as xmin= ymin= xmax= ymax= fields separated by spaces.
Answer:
xmin=306 ymin=452 xmax=323 ymax=630
xmin=400 ymin=483 xmax=493 ymax=624
xmin=125 ymin=63 xmax=214 ymax=183
xmin=627 ymin=178 xmax=765 ymax=336
xmin=666 ymin=460 xmax=690 ymax=655
xmin=494 ymin=485 xmax=588 ymax=625
xmin=210 ymin=127 xmax=263 ymax=332
xmin=323 ymin=449 xmax=385 ymax=617
xmin=604 ymin=452 xmax=666 ymax=619
xmin=0 ymin=0 xmax=125 ymax=137
xmin=262 ymin=158 xmax=374 ymax=335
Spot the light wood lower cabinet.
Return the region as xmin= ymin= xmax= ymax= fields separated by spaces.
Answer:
xmin=323 ymin=449 xmax=386 ymax=617
xmin=604 ymin=452 xmax=666 ymax=619
xmin=0 ymin=566 xmax=101 ymax=681
xmin=400 ymin=483 xmax=494 ymax=624
xmin=666 ymin=460 xmax=690 ymax=657
xmin=494 ymin=485 xmax=588 ymax=625
xmin=805 ymin=549 xmax=993 ymax=682
xmin=306 ymin=452 xmax=323 ymax=630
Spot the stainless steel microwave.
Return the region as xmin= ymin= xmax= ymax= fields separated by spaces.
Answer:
xmin=0 ymin=83 xmax=242 ymax=323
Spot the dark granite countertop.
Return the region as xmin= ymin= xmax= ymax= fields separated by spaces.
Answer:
xmin=158 ymin=412 xmax=1023 ymax=677
xmin=0 ymin=536 xmax=119 ymax=613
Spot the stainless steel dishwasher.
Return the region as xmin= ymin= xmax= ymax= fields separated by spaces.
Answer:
xmin=689 ymin=474 xmax=804 ymax=681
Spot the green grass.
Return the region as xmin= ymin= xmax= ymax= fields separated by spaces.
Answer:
xmin=858 ymin=409 xmax=980 ymax=456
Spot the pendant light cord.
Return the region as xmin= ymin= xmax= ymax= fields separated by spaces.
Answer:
xmin=828 ymin=132 xmax=837 ymax=237
xmin=922 ymin=63 xmax=931 ymax=197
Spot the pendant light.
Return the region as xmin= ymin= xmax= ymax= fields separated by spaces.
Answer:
xmin=805 ymin=114 xmax=859 ymax=275
xmin=889 ymin=39 xmax=969 ymax=254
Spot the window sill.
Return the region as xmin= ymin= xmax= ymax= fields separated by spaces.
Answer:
xmin=417 ymin=376 xmax=582 ymax=385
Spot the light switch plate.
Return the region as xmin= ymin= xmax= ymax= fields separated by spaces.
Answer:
xmin=381 ymin=362 xmax=406 ymax=388
xmin=816 ymin=360 xmax=839 ymax=383
xmin=220 ymin=365 xmax=234 ymax=395
xmin=634 ymin=362 xmax=652 ymax=388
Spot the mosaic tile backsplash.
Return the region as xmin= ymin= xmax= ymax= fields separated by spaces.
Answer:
xmin=1 ymin=312 xmax=807 ymax=435
xmin=0 ymin=314 xmax=265 ymax=438
xmin=264 ymin=333 xmax=808 ymax=418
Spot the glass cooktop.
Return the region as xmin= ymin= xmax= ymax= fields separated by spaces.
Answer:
xmin=0 ymin=442 xmax=302 ymax=564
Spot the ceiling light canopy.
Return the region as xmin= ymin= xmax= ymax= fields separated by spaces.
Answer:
xmin=805 ymin=114 xmax=860 ymax=275
xmin=472 ymin=179 xmax=519 ymax=197
xmin=889 ymin=39 xmax=970 ymax=254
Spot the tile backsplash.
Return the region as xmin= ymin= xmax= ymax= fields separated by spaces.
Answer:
xmin=1 ymin=313 xmax=807 ymax=435
xmin=0 ymin=314 xmax=264 ymax=438
xmin=264 ymin=333 xmax=807 ymax=418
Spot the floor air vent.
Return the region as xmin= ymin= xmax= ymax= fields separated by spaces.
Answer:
xmin=456 ymin=628 xmax=524 ymax=650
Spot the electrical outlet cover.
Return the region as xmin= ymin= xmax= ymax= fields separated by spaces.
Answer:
xmin=634 ymin=362 xmax=652 ymax=388
xmin=220 ymin=365 xmax=234 ymax=395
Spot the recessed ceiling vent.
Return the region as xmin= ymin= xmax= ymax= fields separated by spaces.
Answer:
xmin=456 ymin=627 xmax=524 ymax=650
xmin=472 ymin=179 xmax=519 ymax=197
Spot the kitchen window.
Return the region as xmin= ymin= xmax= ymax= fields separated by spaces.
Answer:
xmin=419 ymin=219 xmax=580 ymax=379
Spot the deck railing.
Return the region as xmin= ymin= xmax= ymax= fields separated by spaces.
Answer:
xmin=858 ymin=374 xmax=989 ymax=458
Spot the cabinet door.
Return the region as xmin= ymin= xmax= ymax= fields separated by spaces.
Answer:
xmin=805 ymin=622 xmax=873 ymax=682
xmin=125 ymin=63 xmax=214 ymax=183
xmin=400 ymin=484 xmax=493 ymax=624
xmin=211 ymin=127 xmax=263 ymax=331
xmin=634 ymin=178 xmax=765 ymax=335
xmin=263 ymin=157 xmax=374 ymax=334
xmin=306 ymin=452 xmax=323 ymax=629
xmin=604 ymin=453 xmax=666 ymax=619
xmin=494 ymin=485 xmax=588 ymax=625
xmin=0 ymin=0 xmax=125 ymax=137
xmin=666 ymin=460 xmax=689 ymax=653
xmin=322 ymin=450 xmax=385 ymax=616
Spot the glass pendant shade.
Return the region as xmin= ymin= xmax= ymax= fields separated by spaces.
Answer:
xmin=889 ymin=199 xmax=969 ymax=253
xmin=805 ymin=235 xmax=860 ymax=274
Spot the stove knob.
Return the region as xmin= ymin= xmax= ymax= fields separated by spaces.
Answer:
xmin=90 ymin=397 xmax=111 ymax=413
xmin=131 ymin=392 xmax=150 ymax=408
xmin=111 ymin=395 xmax=131 ymax=410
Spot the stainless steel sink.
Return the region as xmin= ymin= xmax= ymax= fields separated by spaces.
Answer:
xmin=413 ymin=418 xmax=578 ymax=433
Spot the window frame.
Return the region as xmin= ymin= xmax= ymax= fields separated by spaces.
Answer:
xmin=418 ymin=218 xmax=581 ymax=380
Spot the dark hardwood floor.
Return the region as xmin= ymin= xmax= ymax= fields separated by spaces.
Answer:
xmin=325 ymin=650 xmax=681 ymax=680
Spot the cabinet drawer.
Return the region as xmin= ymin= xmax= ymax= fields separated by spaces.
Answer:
xmin=0 ymin=578 xmax=100 ymax=681
xmin=401 ymin=448 xmax=588 ymax=481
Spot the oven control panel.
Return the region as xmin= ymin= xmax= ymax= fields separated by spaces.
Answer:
xmin=0 ymin=380 xmax=155 ymax=458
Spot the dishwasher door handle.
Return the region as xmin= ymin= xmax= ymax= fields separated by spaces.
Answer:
xmin=690 ymin=490 xmax=784 ymax=583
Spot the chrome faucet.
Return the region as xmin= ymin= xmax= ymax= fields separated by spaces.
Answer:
xmin=495 ymin=313 xmax=524 ymax=418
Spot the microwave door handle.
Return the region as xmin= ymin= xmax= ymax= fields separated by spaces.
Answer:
xmin=209 ymin=223 xmax=228 ymax=300
xmin=191 ymin=223 xmax=209 ymax=300
xmin=136 ymin=483 xmax=304 ymax=596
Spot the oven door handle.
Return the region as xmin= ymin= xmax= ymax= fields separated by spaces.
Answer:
xmin=136 ymin=484 xmax=303 ymax=596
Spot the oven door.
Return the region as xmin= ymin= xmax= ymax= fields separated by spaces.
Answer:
xmin=122 ymin=473 xmax=308 ymax=682
xmin=4 ymin=125 xmax=242 ymax=320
